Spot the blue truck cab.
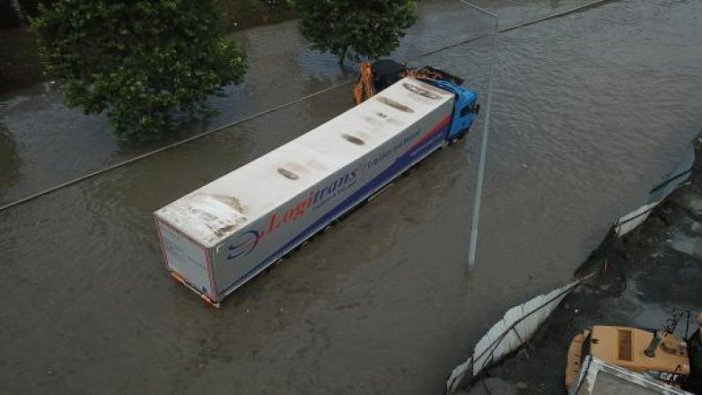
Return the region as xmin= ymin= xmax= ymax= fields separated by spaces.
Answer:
xmin=425 ymin=79 xmax=480 ymax=142
xmin=363 ymin=59 xmax=480 ymax=142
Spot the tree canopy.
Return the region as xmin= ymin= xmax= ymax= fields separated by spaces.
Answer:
xmin=295 ymin=0 xmax=417 ymax=64
xmin=32 ymin=0 xmax=247 ymax=140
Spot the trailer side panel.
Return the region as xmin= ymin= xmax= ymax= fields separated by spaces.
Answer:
xmin=154 ymin=78 xmax=456 ymax=303
xmin=212 ymin=101 xmax=452 ymax=299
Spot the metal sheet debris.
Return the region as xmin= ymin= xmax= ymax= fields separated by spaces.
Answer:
xmin=614 ymin=138 xmax=698 ymax=237
xmin=447 ymin=277 xmax=589 ymax=393
xmin=570 ymin=356 xmax=693 ymax=395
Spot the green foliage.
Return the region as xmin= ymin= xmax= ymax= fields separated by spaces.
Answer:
xmin=294 ymin=0 xmax=417 ymax=64
xmin=31 ymin=0 xmax=247 ymax=140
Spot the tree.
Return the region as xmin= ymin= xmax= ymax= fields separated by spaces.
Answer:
xmin=31 ymin=0 xmax=247 ymax=140
xmin=295 ymin=0 xmax=417 ymax=65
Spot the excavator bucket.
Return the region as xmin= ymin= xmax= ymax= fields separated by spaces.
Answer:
xmin=353 ymin=60 xmax=407 ymax=105
xmin=353 ymin=62 xmax=375 ymax=105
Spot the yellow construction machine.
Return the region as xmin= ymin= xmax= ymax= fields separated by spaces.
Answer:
xmin=566 ymin=310 xmax=702 ymax=393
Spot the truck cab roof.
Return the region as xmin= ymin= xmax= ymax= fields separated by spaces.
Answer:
xmin=425 ymin=79 xmax=477 ymax=102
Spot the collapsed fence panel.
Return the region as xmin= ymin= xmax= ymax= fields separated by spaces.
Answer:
xmin=447 ymin=277 xmax=589 ymax=393
xmin=471 ymin=280 xmax=581 ymax=377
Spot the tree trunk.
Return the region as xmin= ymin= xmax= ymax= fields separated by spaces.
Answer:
xmin=338 ymin=47 xmax=348 ymax=66
xmin=10 ymin=0 xmax=26 ymax=25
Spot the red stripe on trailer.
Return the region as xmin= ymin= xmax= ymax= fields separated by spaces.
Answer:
xmin=406 ymin=115 xmax=451 ymax=152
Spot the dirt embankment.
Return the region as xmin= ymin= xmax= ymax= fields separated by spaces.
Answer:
xmin=465 ymin=139 xmax=702 ymax=395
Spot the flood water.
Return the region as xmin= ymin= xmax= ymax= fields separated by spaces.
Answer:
xmin=1 ymin=0 xmax=702 ymax=393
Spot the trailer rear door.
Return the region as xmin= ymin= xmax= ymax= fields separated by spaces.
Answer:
xmin=156 ymin=221 xmax=214 ymax=299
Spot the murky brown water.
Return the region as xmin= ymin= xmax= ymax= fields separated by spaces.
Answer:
xmin=1 ymin=0 xmax=702 ymax=393
xmin=0 ymin=0 xmax=595 ymax=207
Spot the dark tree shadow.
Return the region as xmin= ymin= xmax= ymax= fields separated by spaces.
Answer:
xmin=0 ymin=123 xmax=21 ymax=201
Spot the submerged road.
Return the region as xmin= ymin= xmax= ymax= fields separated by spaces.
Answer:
xmin=1 ymin=0 xmax=702 ymax=393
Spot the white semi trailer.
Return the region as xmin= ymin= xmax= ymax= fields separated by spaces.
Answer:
xmin=154 ymin=77 xmax=479 ymax=306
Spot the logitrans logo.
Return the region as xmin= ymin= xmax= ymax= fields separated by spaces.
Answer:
xmin=227 ymin=230 xmax=261 ymax=260
xmin=227 ymin=167 xmax=360 ymax=261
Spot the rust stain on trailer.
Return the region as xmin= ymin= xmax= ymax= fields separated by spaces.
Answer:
xmin=402 ymin=81 xmax=448 ymax=100
xmin=208 ymin=212 xmax=248 ymax=239
xmin=362 ymin=111 xmax=405 ymax=128
xmin=167 ymin=193 xmax=249 ymax=243
xmin=212 ymin=222 xmax=240 ymax=238
xmin=277 ymin=167 xmax=299 ymax=180
xmin=374 ymin=111 xmax=405 ymax=126
xmin=211 ymin=194 xmax=245 ymax=214
xmin=376 ymin=96 xmax=414 ymax=113
xmin=363 ymin=115 xmax=383 ymax=127
xmin=402 ymin=82 xmax=442 ymax=99
xmin=342 ymin=134 xmax=366 ymax=146
xmin=277 ymin=161 xmax=313 ymax=180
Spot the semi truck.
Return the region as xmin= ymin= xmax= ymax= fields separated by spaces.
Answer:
xmin=154 ymin=74 xmax=479 ymax=307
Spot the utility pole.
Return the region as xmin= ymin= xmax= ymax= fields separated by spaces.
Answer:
xmin=467 ymin=4 xmax=499 ymax=269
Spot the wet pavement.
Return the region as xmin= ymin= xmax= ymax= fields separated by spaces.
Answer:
xmin=1 ymin=0 xmax=702 ymax=394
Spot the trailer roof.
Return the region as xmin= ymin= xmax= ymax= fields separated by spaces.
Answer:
xmin=155 ymin=78 xmax=454 ymax=247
